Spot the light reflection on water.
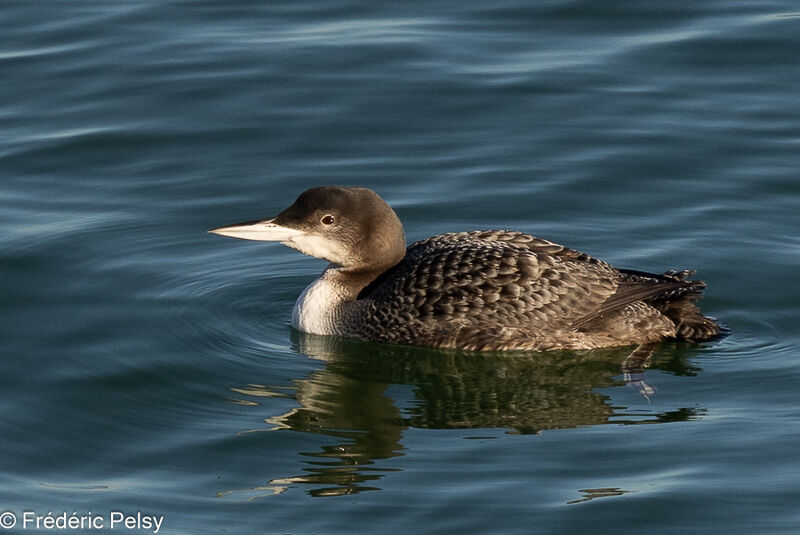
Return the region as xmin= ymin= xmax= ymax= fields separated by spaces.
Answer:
xmin=222 ymin=334 xmax=707 ymax=498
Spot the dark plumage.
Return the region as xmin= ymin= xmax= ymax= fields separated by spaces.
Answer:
xmin=210 ymin=187 xmax=722 ymax=351
xmin=354 ymin=230 xmax=720 ymax=351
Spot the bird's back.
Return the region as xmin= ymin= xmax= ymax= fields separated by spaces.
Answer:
xmin=354 ymin=231 xmax=720 ymax=351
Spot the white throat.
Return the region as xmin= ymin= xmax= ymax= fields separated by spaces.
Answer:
xmin=291 ymin=270 xmax=351 ymax=335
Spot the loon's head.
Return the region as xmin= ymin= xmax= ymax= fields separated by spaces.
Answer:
xmin=210 ymin=186 xmax=406 ymax=272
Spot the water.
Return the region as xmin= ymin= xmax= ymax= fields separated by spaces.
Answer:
xmin=2 ymin=1 xmax=799 ymax=534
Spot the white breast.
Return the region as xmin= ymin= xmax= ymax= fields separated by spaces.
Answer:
xmin=291 ymin=273 xmax=348 ymax=336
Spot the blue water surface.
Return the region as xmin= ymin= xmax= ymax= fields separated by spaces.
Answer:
xmin=2 ymin=1 xmax=799 ymax=534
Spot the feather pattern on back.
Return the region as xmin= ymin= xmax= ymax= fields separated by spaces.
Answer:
xmin=353 ymin=231 xmax=720 ymax=351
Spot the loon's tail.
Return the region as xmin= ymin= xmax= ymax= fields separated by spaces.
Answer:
xmin=617 ymin=269 xmax=724 ymax=342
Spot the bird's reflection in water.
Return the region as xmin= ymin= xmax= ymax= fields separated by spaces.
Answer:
xmin=223 ymin=333 xmax=705 ymax=498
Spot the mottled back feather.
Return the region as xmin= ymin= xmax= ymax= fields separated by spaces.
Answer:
xmin=354 ymin=231 xmax=720 ymax=351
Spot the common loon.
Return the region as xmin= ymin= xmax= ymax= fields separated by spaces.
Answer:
xmin=210 ymin=186 xmax=722 ymax=352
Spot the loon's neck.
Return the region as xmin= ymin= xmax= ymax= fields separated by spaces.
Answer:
xmin=291 ymin=266 xmax=381 ymax=336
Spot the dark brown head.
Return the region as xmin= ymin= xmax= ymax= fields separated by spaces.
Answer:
xmin=210 ymin=186 xmax=406 ymax=272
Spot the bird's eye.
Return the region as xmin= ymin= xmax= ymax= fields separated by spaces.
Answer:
xmin=321 ymin=215 xmax=335 ymax=225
